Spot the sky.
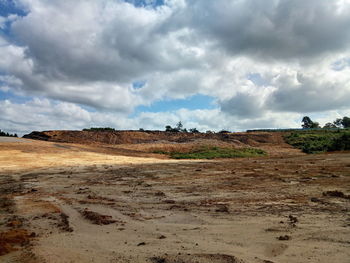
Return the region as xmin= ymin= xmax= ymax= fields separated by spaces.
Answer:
xmin=1 ymin=0 xmax=350 ymax=135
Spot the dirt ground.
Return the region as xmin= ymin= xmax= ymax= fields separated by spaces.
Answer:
xmin=0 ymin=136 xmax=349 ymax=263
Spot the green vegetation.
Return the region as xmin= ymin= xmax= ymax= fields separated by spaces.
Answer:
xmin=82 ymin=127 xmax=116 ymax=131
xmin=189 ymin=128 xmax=199 ymax=133
xmin=302 ymin=116 xmax=320 ymax=129
xmin=284 ymin=129 xmax=350 ymax=153
xmin=302 ymin=115 xmax=350 ymax=129
xmin=165 ymin=121 xmax=189 ymax=132
xmin=165 ymin=121 xmax=201 ymax=133
xmin=0 ymin=129 xmax=17 ymax=137
xmin=154 ymin=146 xmax=266 ymax=159
xmin=326 ymin=116 xmax=350 ymax=128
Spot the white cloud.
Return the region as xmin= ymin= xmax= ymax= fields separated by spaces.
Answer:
xmin=0 ymin=98 xmax=321 ymax=136
xmin=0 ymin=0 xmax=350 ymax=134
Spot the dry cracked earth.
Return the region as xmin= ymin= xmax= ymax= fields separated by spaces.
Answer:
xmin=0 ymin=137 xmax=349 ymax=262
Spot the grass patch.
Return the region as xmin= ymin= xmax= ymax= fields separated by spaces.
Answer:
xmin=284 ymin=129 xmax=350 ymax=154
xmin=153 ymin=146 xmax=266 ymax=159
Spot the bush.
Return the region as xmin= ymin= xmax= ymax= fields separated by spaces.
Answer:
xmin=284 ymin=130 xmax=350 ymax=153
xmin=329 ymin=132 xmax=350 ymax=151
xmin=189 ymin=128 xmax=199 ymax=133
xmin=218 ymin=130 xmax=231 ymax=134
xmin=83 ymin=127 xmax=115 ymax=131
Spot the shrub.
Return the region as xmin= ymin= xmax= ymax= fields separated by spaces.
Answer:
xmin=329 ymin=132 xmax=350 ymax=151
xmin=82 ymin=127 xmax=115 ymax=131
xmin=284 ymin=130 xmax=350 ymax=153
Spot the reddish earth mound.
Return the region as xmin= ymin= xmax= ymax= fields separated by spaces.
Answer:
xmin=23 ymin=130 xmax=285 ymax=146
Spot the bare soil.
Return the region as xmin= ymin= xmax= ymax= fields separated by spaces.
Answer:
xmin=0 ymin=134 xmax=349 ymax=262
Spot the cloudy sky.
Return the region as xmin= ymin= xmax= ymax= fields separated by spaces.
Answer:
xmin=1 ymin=0 xmax=350 ymax=135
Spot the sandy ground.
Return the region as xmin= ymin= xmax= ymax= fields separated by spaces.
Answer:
xmin=0 ymin=138 xmax=349 ymax=263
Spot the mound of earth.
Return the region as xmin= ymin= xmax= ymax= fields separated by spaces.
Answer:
xmin=23 ymin=130 xmax=285 ymax=147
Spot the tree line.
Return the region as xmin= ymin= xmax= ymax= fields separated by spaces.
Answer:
xmin=165 ymin=121 xmax=199 ymax=133
xmin=0 ymin=129 xmax=18 ymax=137
xmin=302 ymin=116 xmax=350 ymax=129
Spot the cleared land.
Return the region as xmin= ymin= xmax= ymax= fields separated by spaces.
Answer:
xmin=0 ymin=133 xmax=349 ymax=263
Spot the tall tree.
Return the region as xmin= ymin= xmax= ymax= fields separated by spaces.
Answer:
xmin=342 ymin=116 xmax=350 ymax=128
xmin=302 ymin=116 xmax=320 ymax=129
xmin=302 ymin=116 xmax=313 ymax=128
xmin=333 ymin=118 xmax=343 ymax=128
xmin=176 ymin=121 xmax=183 ymax=132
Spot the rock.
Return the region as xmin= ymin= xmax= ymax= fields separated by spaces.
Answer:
xmin=310 ymin=197 xmax=321 ymax=202
xmin=323 ymin=190 xmax=349 ymax=199
xmin=155 ymin=191 xmax=166 ymax=197
xmin=215 ymin=204 xmax=229 ymax=213
xmin=277 ymin=235 xmax=290 ymax=241
xmin=288 ymin=215 xmax=298 ymax=224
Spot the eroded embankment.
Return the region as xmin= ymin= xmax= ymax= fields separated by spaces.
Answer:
xmin=23 ymin=130 xmax=286 ymax=146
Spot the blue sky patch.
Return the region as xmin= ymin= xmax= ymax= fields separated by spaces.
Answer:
xmin=331 ymin=58 xmax=350 ymax=71
xmin=0 ymin=0 xmax=27 ymax=17
xmin=0 ymin=89 xmax=33 ymax=104
xmin=0 ymin=0 xmax=27 ymax=38
xmin=247 ymin=73 xmax=268 ymax=86
xmin=124 ymin=0 xmax=165 ymax=8
xmin=132 ymin=80 xmax=146 ymax=89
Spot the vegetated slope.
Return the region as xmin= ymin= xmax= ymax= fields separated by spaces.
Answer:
xmin=284 ymin=129 xmax=350 ymax=153
xmin=23 ymin=130 xmax=286 ymax=147
xmin=164 ymin=146 xmax=267 ymax=159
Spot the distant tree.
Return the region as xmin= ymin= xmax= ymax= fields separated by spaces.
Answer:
xmin=0 ymin=129 xmax=17 ymax=137
xmin=302 ymin=116 xmax=313 ymax=128
xmin=312 ymin=122 xmax=320 ymax=128
xmin=333 ymin=118 xmax=343 ymax=128
xmin=218 ymin=130 xmax=231 ymax=134
xmin=302 ymin=116 xmax=320 ymax=129
xmin=139 ymin=128 xmax=145 ymax=132
xmin=323 ymin=122 xmax=337 ymax=129
xmin=165 ymin=125 xmax=173 ymax=132
xmin=189 ymin=128 xmax=199 ymax=133
xmin=176 ymin=121 xmax=183 ymax=132
xmin=165 ymin=122 xmax=192 ymax=132
xmin=342 ymin=116 xmax=350 ymax=128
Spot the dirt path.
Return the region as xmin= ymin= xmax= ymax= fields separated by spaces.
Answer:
xmin=0 ymin=140 xmax=349 ymax=262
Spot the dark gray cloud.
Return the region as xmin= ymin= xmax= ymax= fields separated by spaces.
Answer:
xmin=188 ymin=0 xmax=350 ymax=60
xmin=220 ymin=92 xmax=264 ymax=118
